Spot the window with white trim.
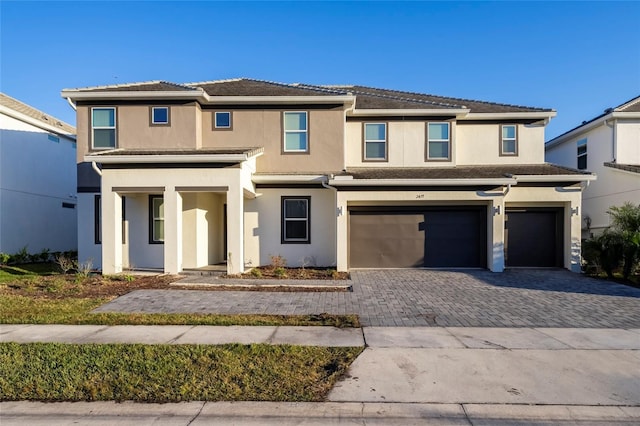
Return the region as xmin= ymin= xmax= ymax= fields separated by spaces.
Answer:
xmin=283 ymin=111 xmax=308 ymax=152
xmin=91 ymin=107 xmax=116 ymax=149
xmin=501 ymin=124 xmax=518 ymax=155
xmin=151 ymin=107 xmax=169 ymax=125
xmin=364 ymin=123 xmax=387 ymax=161
xmin=214 ymin=111 xmax=232 ymax=129
xmin=427 ymin=122 xmax=450 ymax=160
xmin=150 ymin=196 xmax=164 ymax=243
xmin=577 ymin=138 xmax=587 ymax=170
xmin=282 ymin=197 xmax=310 ymax=243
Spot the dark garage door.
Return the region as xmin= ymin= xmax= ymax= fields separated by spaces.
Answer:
xmin=349 ymin=207 xmax=486 ymax=268
xmin=505 ymin=208 xmax=563 ymax=267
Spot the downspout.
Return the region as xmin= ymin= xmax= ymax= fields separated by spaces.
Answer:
xmin=66 ymin=96 xmax=77 ymax=111
xmin=322 ymin=176 xmax=339 ymax=268
xmin=91 ymin=162 xmax=103 ymax=177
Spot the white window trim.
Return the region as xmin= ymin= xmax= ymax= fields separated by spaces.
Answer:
xmin=151 ymin=106 xmax=169 ymax=125
xmin=427 ymin=121 xmax=451 ymax=160
xmin=501 ymin=124 xmax=518 ymax=155
xmin=91 ymin=107 xmax=116 ymax=150
xmin=214 ymin=111 xmax=232 ymax=129
xmin=150 ymin=196 xmax=164 ymax=244
xmin=283 ymin=111 xmax=308 ymax=152
xmin=282 ymin=197 xmax=310 ymax=243
xmin=364 ymin=122 xmax=387 ymax=161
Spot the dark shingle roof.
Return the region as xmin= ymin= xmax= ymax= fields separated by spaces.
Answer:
xmin=0 ymin=93 xmax=76 ymax=134
xmin=604 ymin=162 xmax=640 ymax=174
xmin=341 ymin=164 xmax=591 ymax=180
xmin=71 ymin=81 xmax=196 ymax=92
xmin=188 ymin=78 xmax=347 ymax=97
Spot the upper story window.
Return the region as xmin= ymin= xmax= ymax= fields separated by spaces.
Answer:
xmin=577 ymin=138 xmax=587 ymax=170
xmin=151 ymin=107 xmax=170 ymax=125
xmin=282 ymin=196 xmax=310 ymax=243
xmin=149 ymin=195 xmax=164 ymax=244
xmin=214 ymin=111 xmax=232 ymax=129
xmin=283 ymin=111 xmax=308 ymax=152
xmin=426 ymin=122 xmax=450 ymax=161
xmin=364 ymin=123 xmax=387 ymax=161
xmin=500 ymin=124 xmax=518 ymax=156
xmin=91 ymin=107 xmax=116 ymax=149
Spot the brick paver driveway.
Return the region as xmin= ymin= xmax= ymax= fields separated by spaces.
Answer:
xmin=95 ymin=269 xmax=640 ymax=328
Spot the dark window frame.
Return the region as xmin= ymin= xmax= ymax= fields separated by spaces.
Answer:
xmin=281 ymin=196 xmax=311 ymax=244
xmin=149 ymin=195 xmax=164 ymax=244
xmin=94 ymin=195 xmax=101 ymax=244
xmin=150 ymin=106 xmax=170 ymax=126
xmin=577 ymin=138 xmax=588 ymax=170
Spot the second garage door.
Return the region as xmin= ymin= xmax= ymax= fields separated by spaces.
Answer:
xmin=349 ymin=207 xmax=486 ymax=268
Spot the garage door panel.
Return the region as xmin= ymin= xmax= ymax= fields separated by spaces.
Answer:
xmin=349 ymin=208 xmax=486 ymax=268
xmin=505 ymin=209 xmax=563 ymax=267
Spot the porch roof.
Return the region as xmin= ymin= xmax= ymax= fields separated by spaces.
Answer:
xmin=85 ymin=147 xmax=263 ymax=164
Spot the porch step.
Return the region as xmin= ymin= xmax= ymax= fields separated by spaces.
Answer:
xmin=181 ymin=269 xmax=225 ymax=277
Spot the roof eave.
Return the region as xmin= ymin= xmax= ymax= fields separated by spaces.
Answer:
xmin=512 ymin=174 xmax=596 ymax=182
xmin=328 ymin=178 xmax=517 ymax=186
xmin=61 ymin=90 xmax=208 ymax=102
xmin=350 ymin=108 xmax=469 ymax=117
xmin=546 ymin=111 xmax=640 ymax=149
xmin=252 ymin=174 xmax=328 ymax=184
xmin=85 ymin=150 xmax=263 ymax=164
xmin=0 ymin=105 xmax=76 ymax=140
xmin=465 ymin=111 xmax=556 ymax=120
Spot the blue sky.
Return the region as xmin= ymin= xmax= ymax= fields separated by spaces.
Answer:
xmin=1 ymin=1 xmax=639 ymax=139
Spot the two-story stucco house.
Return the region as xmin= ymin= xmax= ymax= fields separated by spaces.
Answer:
xmin=546 ymin=96 xmax=640 ymax=238
xmin=0 ymin=93 xmax=77 ymax=255
xmin=61 ymin=79 xmax=594 ymax=275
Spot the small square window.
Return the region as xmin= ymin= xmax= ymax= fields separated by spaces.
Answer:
xmin=215 ymin=112 xmax=232 ymax=129
xmin=151 ymin=107 xmax=169 ymax=125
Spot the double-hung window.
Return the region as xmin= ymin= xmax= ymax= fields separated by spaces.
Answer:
xmin=282 ymin=197 xmax=310 ymax=243
xmin=214 ymin=111 xmax=232 ymax=129
xmin=364 ymin=123 xmax=387 ymax=161
xmin=92 ymin=107 xmax=116 ymax=149
xmin=283 ymin=111 xmax=308 ymax=152
xmin=577 ymin=138 xmax=588 ymax=170
xmin=427 ymin=122 xmax=450 ymax=161
xmin=149 ymin=196 xmax=164 ymax=244
xmin=500 ymin=125 xmax=518 ymax=155
xmin=151 ymin=107 xmax=169 ymax=125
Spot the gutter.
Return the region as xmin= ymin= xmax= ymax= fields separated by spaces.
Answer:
xmin=328 ymin=178 xmax=517 ymax=186
xmin=85 ymin=153 xmax=260 ymax=164
xmin=510 ymin=174 xmax=596 ymax=183
xmin=252 ymin=174 xmax=328 ymax=184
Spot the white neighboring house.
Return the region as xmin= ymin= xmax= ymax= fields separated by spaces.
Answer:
xmin=546 ymin=96 xmax=640 ymax=238
xmin=0 ymin=93 xmax=77 ymax=255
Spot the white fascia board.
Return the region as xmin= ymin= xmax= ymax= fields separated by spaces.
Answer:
xmin=61 ymin=90 xmax=208 ymax=102
xmin=545 ymin=111 xmax=640 ymax=149
xmin=252 ymin=174 xmax=328 ymax=184
xmin=85 ymin=153 xmax=251 ymax=163
xmin=513 ymin=174 xmax=597 ymax=182
xmin=0 ymin=106 xmax=76 ymax=140
xmin=465 ymin=111 xmax=557 ymax=120
xmin=328 ymin=178 xmax=517 ymax=186
xmin=209 ymin=95 xmax=354 ymax=105
xmin=350 ymin=108 xmax=469 ymax=117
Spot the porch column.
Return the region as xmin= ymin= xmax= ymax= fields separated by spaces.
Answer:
xmin=568 ymin=198 xmax=582 ymax=273
xmin=490 ymin=198 xmax=505 ymax=272
xmin=164 ymin=188 xmax=183 ymax=274
xmin=102 ymin=189 xmax=122 ymax=274
xmin=226 ymin=183 xmax=244 ymax=274
xmin=336 ymin=192 xmax=348 ymax=272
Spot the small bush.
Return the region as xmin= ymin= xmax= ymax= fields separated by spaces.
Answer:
xmin=269 ymin=255 xmax=286 ymax=270
xmin=273 ymin=267 xmax=287 ymax=278
xmin=249 ymin=268 xmax=262 ymax=278
xmin=12 ymin=246 xmax=30 ymax=264
xmin=0 ymin=252 xmax=10 ymax=266
xmin=55 ymin=254 xmax=76 ymax=274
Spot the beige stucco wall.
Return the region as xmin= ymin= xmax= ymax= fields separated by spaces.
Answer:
xmin=615 ymin=120 xmax=640 ymax=164
xmin=244 ymin=188 xmax=337 ymax=268
xmin=456 ymin=123 xmax=545 ymax=165
xmin=200 ymin=108 xmax=345 ymax=173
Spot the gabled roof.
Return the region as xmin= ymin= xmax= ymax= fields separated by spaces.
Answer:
xmin=62 ymin=78 xmax=552 ymax=115
xmin=546 ymin=95 xmax=640 ymax=147
xmin=0 ymin=93 xmax=76 ymax=135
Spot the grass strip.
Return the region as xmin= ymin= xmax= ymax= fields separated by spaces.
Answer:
xmin=0 ymin=295 xmax=360 ymax=327
xmin=0 ymin=342 xmax=363 ymax=402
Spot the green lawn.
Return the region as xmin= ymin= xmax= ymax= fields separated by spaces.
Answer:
xmin=0 ymin=342 xmax=363 ymax=402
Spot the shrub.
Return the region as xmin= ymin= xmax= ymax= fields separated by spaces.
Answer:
xmin=249 ymin=268 xmax=262 ymax=278
xmin=269 ymin=254 xmax=286 ymax=269
xmin=607 ymin=202 xmax=640 ymax=279
xmin=55 ymin=253 xmax=76 ymax=274
xmin=0 ymin=252 xmax=10 ymax=266
xmin=13 ymin=246 xmax=30 ymax=264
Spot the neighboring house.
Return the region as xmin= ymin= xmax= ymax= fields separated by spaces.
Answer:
xmin=61 ymin=79 xmax=594 ymax=275
xmin=0 ymin=93 xmax=77 ymax=254
xmin=546 ymin=96 xmax=640 ymax=238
